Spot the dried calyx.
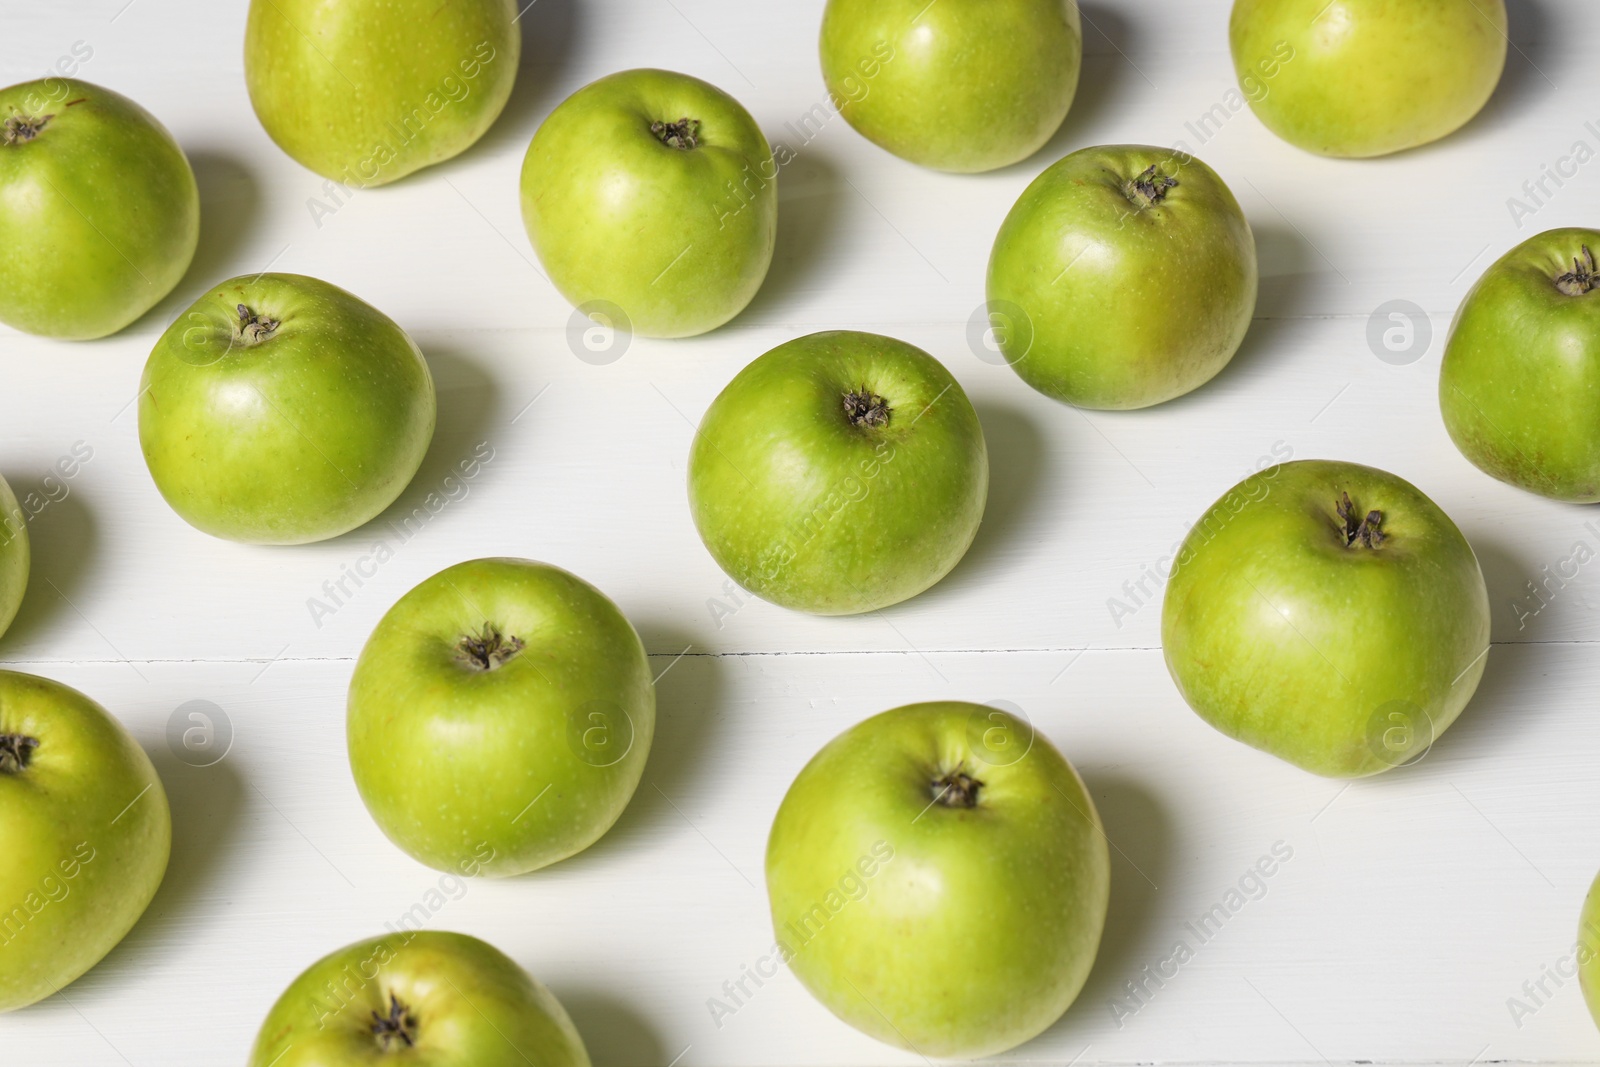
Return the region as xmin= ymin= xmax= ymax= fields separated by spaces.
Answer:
xmin=1125 ymin=164 xmax=1178 ymax=206
xmin=931 ymin=768 xmax=982 ymax=809
xmin=235 ymin=304 xmax=279 ymax=344
xmin=370 ymin=994 xmax=418 ymax=1051
xmin=0 ymin=734 xmax=38 ymax=774
xmin=1556 ymin=246 xmax=1599 ymax=297
xmin=1336 ymin=491 xmax=1386 ymax=549
xmin=842 ymin=388 xmax=891 ymax=429
xmin=650 ymin=117 xmax=701 ymax=150
xmin=2 ymin=113 xmax=52 ymax=145
xmin=455 ymin=624 xmax=525 ymax=671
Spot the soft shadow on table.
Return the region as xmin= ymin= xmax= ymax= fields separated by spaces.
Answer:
xmin=332 ymin=346 xmax=502 ymax=548
xmin=993 ymin=2 xmax=1136 ymax=178
xmin=1040 ymin=771 xmax=1172 ymax=1041
xmin=553 ymin=986 xmax=664 ymax=1067
xmin=1462 ymin=0 xmax=1555 ymax=138
xmin=1473 ymin=531 xmax=1542 ymax=644
xmin=460 ymin=0 xmax=582 ymax=161
xmin=133 ymin=149 xmax=262 ymax=334
xmin=89 ymin=751 xmax=246 ymax=978
xmin=550 ymin=622 xmax=727 ymax=870
xmin=0 ymin=483 xmax=94 ymax=648
xmin=738 ymin=150 xmax=844 ymax=324
xmin=905 ymin=399 xmax=1050 ymax=606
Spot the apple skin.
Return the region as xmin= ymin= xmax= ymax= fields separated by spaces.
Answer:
xmin=520 ymin=69 xmax=776 ymax=338
xmin=987 ymin=145 xmax=1257 ymax=409
xmin=138 ymin=273 xmax=436 ymax=545
xmin=820 ymin=0 xmax=1081 ymax=173
xmin=348 ymin=558 xmax=655 ymax=876
xmin=1162 ymin=460 xmax=1490 ymax=778
xmin=0 ymin=476 xmax=28 ymax=641
xmin=688 ymin=331 xmax=988 ymax=615
xmin=0 ymin=79 xmax=198 ymax=340
xmin=1230 ymin=0 xmax=1507 ymax=158
xmin=0 ymin=671 xmax=171 ymax=1013
xmin=1440 ymin=229 xmax=1600 ymax=502
xmin=1580 ymin=872 xmax=1600 ymax=1029
xmin=244 ymin=0 xmax=519 ymax=185
xmin=766 ymin=701 xmax=1109 ymax=1058
xmin=248 ymin=930 xmax=591 ymax=1067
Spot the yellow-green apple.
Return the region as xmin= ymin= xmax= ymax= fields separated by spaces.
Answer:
xmin=766 ymin=701 xmax=1109 ymax=1058
xmin=1162 ymin=460 xmax=1490 ymax=777
xmin=1230 ymin=0 xmax=1507 ymax=157
xmin=248 ymin=930 xmax=590 ymax=1066
xmin=987 ymin=145 xmax=1257 ymax=409
xmin=688 ymin=331 xmax=988 ymax=614
xmin=348 ymin=558 xmax=654 ymax=876
xmin=520 ymin=68 xmax=776 ymax=338
xmin=1440 ymin=229 xmax=1600 ymax=501
xmin=138 ymin=273 xmax=436 ymax=545
xmin=0 ymin=671 xmax=170 ymax=1012
xmin=0 ymin=79 xmax=197 ymax=339
xmin=820 ymin=0 xmax=1082 ymax=172
xmin=0 ymin=476 xmax=27 ymax=640
xmin=244 ymin=0 xmax=519 ymax=185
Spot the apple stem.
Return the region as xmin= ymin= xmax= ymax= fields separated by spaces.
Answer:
xmin=235 ymin=304 xmax=279 ymax=345
xmin=842 ymin=389 xmax=891 ymax=429
xmin=1335 ymin=492 xmax=1386 ymax=549
xmin=1 ymin=113 xmax=53 ymax=145
xmin=370 ymin=993 xmax=418 ymax=1051
xmin=0 ymin=734 xmax=38 ymax=774
xmin=650 ymin=117 xmax=701 ymax=150
xmin=931 ymin=768 xmax=982 ymax=808
xmin=1556 ymin=246 xmax=1598 ymax=297
xmin=1123 ymin=165 xmax=1178 ymax=207
xmin=454 ymin=625 xmax=525 ymax=671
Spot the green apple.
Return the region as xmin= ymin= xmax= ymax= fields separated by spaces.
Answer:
xmin=820 ymin=0 xmax=1081 ymax=172
xmin=520 ymin=68 xmax=776 ymax=338
xmin=0 ymin=476 xmax=28 ymax=641
xmin=348 ymin=558 xmax=654 ymax=876
xmin=138 ymin=273 xmax=436 ymax=545
xmin=688 ymin=331 xmax=988 ymax=615
xmin=1230 ymin=0 xmax=1507 ymax=158
xmin=1162 ymin=460 xmax=1490 ymax=778
xmin=244 ymin=0 xmax=519 ymax=185
xmin=249 ymin=930 xmax=590 ymax=1066
xmin=987 ymin=145 xmax=1257 ymax=409
xmin=1440 ymin=229 xmax=1600 ymax=501
xmin=767 ymin=701 xmax=1109 ymax=1058
xmin=0 ymin=670 xmax=170 ymax=1012
xmin=0 ymin=78 xmax=198 ymax=340
xmin=1580 ymin=872 xmax=1600 ymax=1029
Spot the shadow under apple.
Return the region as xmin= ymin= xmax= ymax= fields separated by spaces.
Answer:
xmin=0 ymin=482 xmax=96 ymax=651
xmin=552 ymin=985 xmax=666 ymax=1067
xmin=737 ymin=148 xmax=845 ymax=325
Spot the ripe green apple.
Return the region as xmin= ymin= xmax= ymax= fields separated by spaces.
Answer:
xmin=0 ymin=78 xmax=198 ymax=340
xmin=688 ymin=331 xmax=988 ymax=615
xmin=1440 ymin=229 xmax=1600 ymax=501
xmin=0 ymin=476 xmax=28 ymax=641
xmin=520 ymin=68 xmax=776 ymax=338
xmin=0 ymin=670 xmax=170 ymax=1012
xmin=1580 ymin=872 xmax=1600 ymax=1029
xmin=244 ymin=0 xmax=519 ymax=185
xmin=1162 ymin=460 xmax=1490 ymax=778
xmin=138 ymin=273 xmax=436 ymax=545
xmin=767 ymin=701 xmax=1109 ymax=1058
xmin=1230 ymin=0 xmax=1507 ymax=158
xmin=987 ymin=145 xmax=1257 ymax=409
xmin=249 ymin=930 xmax=590 ymax=1066
xmin=820 ymin=0 xmax=1081 ymax=172
xmin=348 ymin=558 xmax=655 ymax=876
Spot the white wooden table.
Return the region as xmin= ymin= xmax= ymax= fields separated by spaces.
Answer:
xmin=3 ymin=1 xmax=1597 ymax=1063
